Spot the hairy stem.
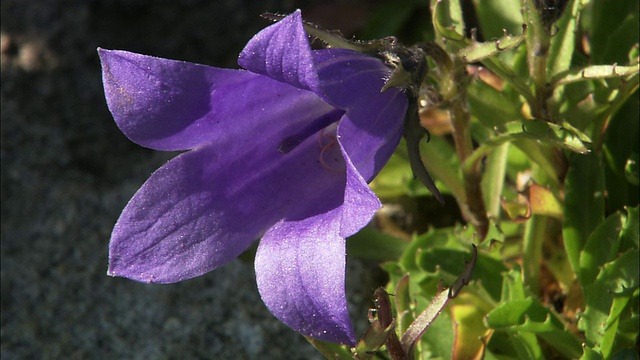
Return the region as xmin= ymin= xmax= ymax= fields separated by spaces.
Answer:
xmin=445 ymin=61 xmax=489 ymax=240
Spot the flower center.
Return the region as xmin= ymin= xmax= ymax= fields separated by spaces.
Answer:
xmin=277 ymin=108 xmax=345 ymax=154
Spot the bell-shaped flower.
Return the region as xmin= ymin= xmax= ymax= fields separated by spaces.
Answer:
xmin=99 ymin=10 xmax=407 ymax=346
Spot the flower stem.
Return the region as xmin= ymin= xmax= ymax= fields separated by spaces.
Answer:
xmin=444 ymin=60 xmax=489 ymax=240
xmin=526 ymin=0 xmax=553 ymax=120
xmin=522 ymin=214 xmax=547 ymax=295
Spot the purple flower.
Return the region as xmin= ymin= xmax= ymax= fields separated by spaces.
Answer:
xmin=99 ymin=10 xmax=407 ymax=345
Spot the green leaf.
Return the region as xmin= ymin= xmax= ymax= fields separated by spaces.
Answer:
xmin=468 ymin=78 xmax=523 ymax=128
xmin=603 ymin=98 xmax=640 ymax=210
xmin=579 ymin=211 xmax=625 ymax=285
xmin=588 ymin=0 xmax=639 ymax=65
xmin=620 ymin=206 xmax=639 ymax=250
xmin=473 ymin=0 xmax=523 ymax=40
xmin=400 ymin=227 xmax=464 ymax=273
xmin=501 ymin=120 xmax=591 ymax=154
xmin=547 ymin=0 xmax=583 ymax=77
xmin=369 ymin=139 xmax=418 ymax=198
xmin=354 ymin=318 xmax=396 ymax=357
xmin=580 ymin=249 xmax=640 ymax=347
xmin=464 ymin=120 xmax=591 ymax=176
xmin=486 ymin=298 xmax=583 ymax=358
xmin=507 ymin=332 xmax=544 ymax=360
xmin=347 ymin=227 xmax=408 ymax=262
xmin=418 ymin=304 xmax=454 ymax=359
xmin=421 ymin=136 xmax=465 ymax=201
xmin=451 ymin=303 xmax=490 ymax=359
xmin=415 ymin=247 xmax=507 ymax=301
xmin=394 ymin=275 xmax=414 ymax=335
xmin=487 ymin=298 xmax=560 ymax=328
xmin=500 ymin=266 xmax=527 ymax=303
xmin=594 ymin=249 xmax=639 ymax=295
xmin=580 ymin=346 xmax=604 ymax=360
xmin=304 ymin=337 xmax=353 ymax=360
xmin=600 ymin=295 xmax=631 ymax=358
xmin=562 ymin=152 xmax=606 ymax=275
xmin=481 ymin=143 xmax=510 ymax=219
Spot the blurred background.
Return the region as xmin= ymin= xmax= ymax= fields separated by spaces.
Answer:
xmin=0 ymin=1 xmax=411 ymax=358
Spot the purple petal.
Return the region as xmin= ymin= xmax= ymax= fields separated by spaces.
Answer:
xmin=108 ymin=98 xmax=351 ymax=283
xmin=100 ymin=48 xmax=224 ymax=150
xmin=313 ymin=49 xmax=408 ymax=181
xmin=337 ymin=89 xmax=406 ymax=182
xmin=255 ymin=158 xmax=380 ymax=346
xmin=255 ymin=213 xmax=353 ymax=345
xmin=313 ymin=48 xmax=396 ymax=109
xmin=238 ymin=10 xmax=320 ymax=94
xmin=337 ymin=149 xmax=383 ymax=236
xmin=99 ymin=48 xmax=338 ymax=152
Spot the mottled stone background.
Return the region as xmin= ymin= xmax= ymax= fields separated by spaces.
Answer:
xmin=1 ymin=1 xmax=383 ymax=359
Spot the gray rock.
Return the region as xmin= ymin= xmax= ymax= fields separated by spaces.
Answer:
xmin=1 ymin=1 xmax=380 ymax=359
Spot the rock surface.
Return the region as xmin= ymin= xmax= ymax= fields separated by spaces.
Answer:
xmin=1 ymin=1 xmax=378 ymax=359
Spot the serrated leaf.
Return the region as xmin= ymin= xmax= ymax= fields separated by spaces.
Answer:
xmin=580 ymin=281 xmax=612 ymax=347
xmin=486 ymin=298 xmax=582 ymax=358
xmin=482 ymin=219 xmax=506 ymax=247
xmin=580 ymin=249 xmax=640 ymax=347
xmin=579 ymin=211 xmax=625 ymax=285
xmin=600 ymin=295 xmax=631 ymax=358
xmin=500 ymin=266 xmax=527 ymax=303
xmin=486 ymin=298 xmax=557 ymax=328
xmin=400 ymin=228 xmax=463 ymax=273
xmin=595 ymin=249 xmax=639 ymax=294
xmin=415 ymin=247 xmax=506 ymax=301
xmin=580 ymin=346 xmax=604 ymax=360
xmin=620 ymin=206 xmax=639 ymax=249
